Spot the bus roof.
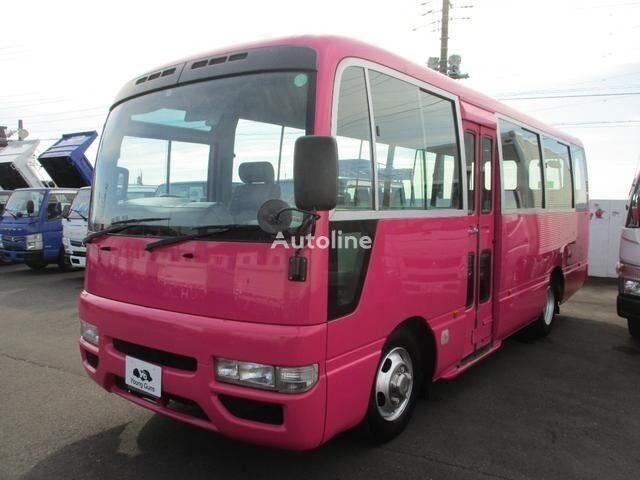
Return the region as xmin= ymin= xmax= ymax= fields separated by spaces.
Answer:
xmin=118 ymin=35 xmax=582 ymax=148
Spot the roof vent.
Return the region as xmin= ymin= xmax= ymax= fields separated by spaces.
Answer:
xmin=135 ymin=67 xmax=176 ymax=85
xmin=228 ymin=52 xmax=248 ymax=62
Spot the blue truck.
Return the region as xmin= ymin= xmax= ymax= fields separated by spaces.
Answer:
xmin=0 ymin=132 xmax=96 ymax=269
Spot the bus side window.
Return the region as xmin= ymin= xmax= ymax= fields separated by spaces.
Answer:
xmin=368 ymin=70 xmax=461 ymax=210
xmin=542 ymin=137 xmax=573 ymax=210
xmin=481 ymin=137 xmax=493 ymax=213
xmin=465 ymin=132 xmax=475 ymax=213
xmin=499 ymin=120 xmax=543 ymax=210
xmin=335 ymin=67 xmax=374 ymax=210
xmin=571 ymin=145 xmax=589 ymax=211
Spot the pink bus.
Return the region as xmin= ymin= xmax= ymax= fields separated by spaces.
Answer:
xmin=79 ymin=36 xmax=589 ymax=449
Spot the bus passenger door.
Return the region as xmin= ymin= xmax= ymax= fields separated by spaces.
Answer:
xmin=475 ymin=127 xmax=496 ymax=347
xmin=464 ymin=122 xmax=496 ymax=351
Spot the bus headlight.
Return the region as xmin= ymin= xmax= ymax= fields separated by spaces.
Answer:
xmin=215 ymin=358 xmax=318 ymax=393
xmin=25 ymin=233 xmax=43 ymax=250
xmin=623 ymin=279 xmax=640 ymax=296
xmin=80 ymin=319 xmax=100 ymax=346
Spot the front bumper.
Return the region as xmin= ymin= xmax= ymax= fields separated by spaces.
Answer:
xmin=78 ymin=291 xmax=327 ymax=450
xmin=68 ymin=250 xmax=86 ymax=268
xmin=617 ymin=294 xmax=640 ymax=321
xmin=1 ymin=248 xmax=44 ymax=264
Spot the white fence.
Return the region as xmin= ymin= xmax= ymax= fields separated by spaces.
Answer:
xmin=588 ymin=199 xmax=627 ymax=278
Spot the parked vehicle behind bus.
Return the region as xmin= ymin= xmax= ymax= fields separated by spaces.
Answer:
xmin=0 ymin=190 xmax=12 ymax=216
xmin=618 ymin=173 xmax=640 ymax=339
xmin=0 ymin=188 xmax=77 ymax=268
xmin=62 ymin=187 xmax=91 ymax=268
xmin=78 ymin=36 xmax=589 ymax=449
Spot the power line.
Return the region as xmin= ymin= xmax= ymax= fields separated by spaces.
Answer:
xmin=499 ymin=91 xmax=640 ymax=101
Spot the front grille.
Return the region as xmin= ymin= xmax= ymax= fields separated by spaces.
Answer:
xmin=218 ymin=394 xmax=283 ymax=425
xmin=3 ymin=245 xmax=25 ymax=251
xmin=3 ymin=236 xmax=24 ymax=243
xmin=71 ymin=251 xmax=86 ymax=257
xmin=70 ymin=240 xmax=84 ymax=247
xmin=113 ymin=338 xmax=197 ymax=372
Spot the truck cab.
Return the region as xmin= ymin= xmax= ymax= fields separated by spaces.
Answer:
xmin=618 ymin=173 xmax=640 ymax=339
xmin=62 ymin=187 xmax=91 ymax=268
xmin=0 ymin=188 xmax=77 ymax=269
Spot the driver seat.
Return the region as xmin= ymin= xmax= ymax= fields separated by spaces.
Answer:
xmin=229 ymin=162 xmax=280 ymax=223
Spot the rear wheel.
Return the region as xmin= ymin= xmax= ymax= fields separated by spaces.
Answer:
xmin=629 ymin=319 xmax=640 ymax=340
xmin=25 ymin=260 xmax=48 ymax=270
xmin=360 ymin=328 xmax=423 ymax=443
xmin=530 ymin=285 xmax=558 ymax=338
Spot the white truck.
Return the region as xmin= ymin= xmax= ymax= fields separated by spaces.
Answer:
xmin=0 ymin=136 xmax=49 ymax=190
xmin=618 ymin=173 xmax=640 ymax=339
xmin=62 ymin=186 xmax=91 ymax=268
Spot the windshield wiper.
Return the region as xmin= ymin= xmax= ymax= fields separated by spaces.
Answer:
xmin=144 ymin=224 xmax=249 ymax=252
xmin=84 ymin=217 xmax=170 ymax=244
xmin=3 ymin=208 xmax=18 ymax=219
xmin=68 ymin=209 xmax=88 ymax=221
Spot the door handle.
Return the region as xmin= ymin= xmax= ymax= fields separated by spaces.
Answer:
xmin=468 ymin=226 xmax=479 ymax=235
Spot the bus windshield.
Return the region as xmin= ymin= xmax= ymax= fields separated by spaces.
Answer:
xmin=91 ymin=71 xmax=312 ymax=235
xmin=2 ymin=190 xmax=44 ymax=218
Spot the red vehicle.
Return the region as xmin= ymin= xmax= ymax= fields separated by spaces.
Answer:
xmin=79 ymin=36 xmax=589 ymax=449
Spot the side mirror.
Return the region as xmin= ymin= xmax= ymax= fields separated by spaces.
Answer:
xmin=26 ymin=200 xmax=34 ymax=215
xmin=294 ymin=136 xmax=338 ymax=211
xmin=62 ymin=204 xmax=71 ymax=219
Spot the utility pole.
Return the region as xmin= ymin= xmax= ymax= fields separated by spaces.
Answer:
xmin=439 ymin=0 xmax=450 ymax=75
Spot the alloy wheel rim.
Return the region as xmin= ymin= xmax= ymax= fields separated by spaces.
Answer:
xmin=543 ymin=288 xmax=555 ymax=326
xmin=375 ymin=347 xmax=414 ymax=421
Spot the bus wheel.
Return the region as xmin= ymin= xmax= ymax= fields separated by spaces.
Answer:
xmin=629 ymin=319 xmax=640 ymax=340
xmin=360 ymin=328 xmax=422 ymax=443
xmin=532 ymin=285 xmax=557 ymax=337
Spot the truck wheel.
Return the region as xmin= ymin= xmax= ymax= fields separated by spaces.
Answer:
xmin=25 ymin=261 xmax=47 ymax=270
xmin=58 ymin=249 xmax=73 ymax=271
xmin=629 ymin=319 xmax=640 ymax=340
xmin=359 ymin=328 xmax=422 ymax=444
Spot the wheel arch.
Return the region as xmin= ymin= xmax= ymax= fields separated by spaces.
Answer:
xmin=551 ymin=266 xmax=565 ymax=305
xmin=392 ymin=317 xmax=437 ymax=385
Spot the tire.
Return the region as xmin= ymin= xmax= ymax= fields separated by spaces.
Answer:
xmin=629 ymin=319 xmax=640 ymax=340
xmin=58 ymin=250 xmax=73 ymax=271
xmin=25 ymin=261 xmax=47 ymax=270
xmin=529 ymin=285 xmax=558 ymax=338
xmin=359 ymin=328 xmax=423 ymax=444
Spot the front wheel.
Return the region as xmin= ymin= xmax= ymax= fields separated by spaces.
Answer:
xmin=58 ymin=250 xmax=73 ymax=271
xmin=359 ymin=329 xmax=423 ymax=443
xmin=629 ymin=319 xmax=640 ymax=340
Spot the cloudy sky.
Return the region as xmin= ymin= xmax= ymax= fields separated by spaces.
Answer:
xmin=1 ymin=0 xmax=639 ymax=198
